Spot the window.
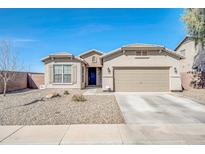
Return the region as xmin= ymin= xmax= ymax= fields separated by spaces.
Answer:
xmin=136 ymin=51 xmax=141 ymax=56
xmin=53 ymin=65 xmax=62 ymax=83
xmin=92 ymin=56 xmax=97 ymax=63
xmin=136 ymin=51 xmax=148 ymax=56
xmin=53 ymin=64 xmax=71 ymax=83
xmin=63 ymin=65 xmax=71 ymax=83
xmin=142 ymin=51 xmax=148 ymax=56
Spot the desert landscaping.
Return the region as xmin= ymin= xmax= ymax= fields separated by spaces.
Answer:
xmin=0 ymin=89 xmax=124 ymax=125
xmin=173 ymin=89 xmax=205 ymax=103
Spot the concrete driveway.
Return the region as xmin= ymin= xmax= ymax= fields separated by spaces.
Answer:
xmin=1 ymin=92 xmax=205 ymax=145
xmin=115 ymin=92 xmax=205 ymax=124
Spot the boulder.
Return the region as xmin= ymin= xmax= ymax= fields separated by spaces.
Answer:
xmin=45 ymin=92 xmax=60 ymax=99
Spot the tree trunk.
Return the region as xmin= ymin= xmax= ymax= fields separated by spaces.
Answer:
xmin=3 ymin=80 xmax=7 ymax=96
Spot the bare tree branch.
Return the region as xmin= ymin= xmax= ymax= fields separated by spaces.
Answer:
xmin=0 ymin=40 xmax=24 ymax=96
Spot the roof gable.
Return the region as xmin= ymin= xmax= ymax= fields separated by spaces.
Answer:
xmin=80 ymin=49 xmax=103 ymax=58
xmin=101 ymin=44 xmax=184 ymax=60
xmin=41 ymin=52 xmax=87 ymax=64
xmin=174 ymin=36 xmax=193 ymax=51
xmin=122 ymin=43 xmax=164 ymax=48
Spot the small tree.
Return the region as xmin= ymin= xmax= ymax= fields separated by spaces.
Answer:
xmin=0 ymin=40 xmax=23 ymax=96
xmin=182 ymin=8 xmax=205 ymax=71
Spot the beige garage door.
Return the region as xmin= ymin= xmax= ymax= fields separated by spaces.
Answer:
xmin=114 ymin=67 xmax=169 ymax=92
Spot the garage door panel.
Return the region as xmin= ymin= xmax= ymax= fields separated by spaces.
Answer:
xmin=114 ymin=67 xmax=169 ymax=92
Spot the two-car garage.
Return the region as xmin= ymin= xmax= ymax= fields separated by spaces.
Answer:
xmin=101 ymin=44 xmax=183 ymax=92
xmin=114 ymin=67 xmax=170 ymax=92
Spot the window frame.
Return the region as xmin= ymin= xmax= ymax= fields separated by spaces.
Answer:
xmin=92 ymin=56 xmax=97 ymax=63
xmin=136 ymin=51 xmax=148 ymax=56
xmin=53 ymin=64 xmax=72 ymax=84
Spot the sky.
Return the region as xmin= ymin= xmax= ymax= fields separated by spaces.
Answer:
xmin=0 ymin=8 xmax=186 ymax=72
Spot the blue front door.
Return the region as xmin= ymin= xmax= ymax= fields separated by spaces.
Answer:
xmin=88 ymin=67 xmax=96 ymax=85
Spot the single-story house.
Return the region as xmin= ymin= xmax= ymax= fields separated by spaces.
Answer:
xmin=41 ymin=44 xmax=184 ymax=92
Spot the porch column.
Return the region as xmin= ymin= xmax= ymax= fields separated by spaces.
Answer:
xmin=96 ymin=67 xmax=102 ymax=86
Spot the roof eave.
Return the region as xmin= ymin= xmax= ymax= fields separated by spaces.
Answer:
xmin=100 ymin=48 xmax=122 ymax=59
xmin=80 ymin=49 xmax=103 ymax=57
xmin=74 ymin=56 xmax=88 ymax=65
xmin=41 ymin=56 xmax=49 ymax=62
xmin=41 ymin=55 xmax=87 ymax=64
xmin=174 ymin=35 xmax=191 ymax=51
xmin=165 ymin=48 xmax=185 ymax=59
xmin=122 ymin=44 xmax=165 ymax=48
xmin=122 ymin=46 xmax=165 ymax=51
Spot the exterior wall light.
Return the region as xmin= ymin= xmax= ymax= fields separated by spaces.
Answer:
xmin=174 ymin=67 xmax=178 ymax=74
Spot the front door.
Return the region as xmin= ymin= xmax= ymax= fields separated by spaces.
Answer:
xmin=88 ymin=67 xmax=96 ymax=85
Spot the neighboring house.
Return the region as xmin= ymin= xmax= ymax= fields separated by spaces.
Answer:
xmin=41 ymin=44 xmax=183 ymax=92
xmin=175 ymin=36 xmax=205 ymax=89
xmin=175 ymin=36 xmax=197 ymax=73
xmin=175 ymin=36 xmax=205 ymax=72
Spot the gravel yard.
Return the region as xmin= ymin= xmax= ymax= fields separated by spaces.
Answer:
xmin=0 ymin=89 xmax=124 ymax=125
xmin=173 ymin=89 xmax=205 ymax=104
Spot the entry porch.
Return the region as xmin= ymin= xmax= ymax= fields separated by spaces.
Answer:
xmin=85 ymin=67 xmax=102 ymax=87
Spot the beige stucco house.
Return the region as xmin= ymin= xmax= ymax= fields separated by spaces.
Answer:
xmin=42 ymin=44 xmax=184 ymax=92
xmin=175 ymin=36 xmax=205 ymax=72
xmin=175 ymin=36 xmax=205 ymax=90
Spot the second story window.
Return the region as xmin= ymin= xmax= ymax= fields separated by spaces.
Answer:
xmin=92 ymin=56 xmax=97 ymax=63
xmin=136 ymin=51 xmax=148 ymax=56
xmin=142 ymin=51 xmax=148 ymax=56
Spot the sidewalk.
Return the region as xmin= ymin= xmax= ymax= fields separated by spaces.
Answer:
xmin=1 ymin=124 xmax=205 ymax=145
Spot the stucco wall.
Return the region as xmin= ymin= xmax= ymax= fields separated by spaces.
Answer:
xmin=44 ymin=58 xmax=83 ymax=89
xmin=102 ymin=50 xmax=182 ymax=91
xmin=176 ymin=39 xmax=196 ymax=73
xmin=81 ymin=64 xmax=86 ymax=89
xmin=96 ymin=67 xmax=102 ymax=86
xmin=81 ymin=52 xmax=102 ymax=86
xmin=81 ymin=52 xmax=102 ymax=67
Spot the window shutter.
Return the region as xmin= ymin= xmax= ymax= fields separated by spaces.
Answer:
xmin=49 ymin=65 xmax=53 ymax=83
xmin=72 ymin=64 xmax=77 ymax=84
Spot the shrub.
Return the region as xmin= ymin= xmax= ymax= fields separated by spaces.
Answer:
xmin=64 ymin=90 xmax=70 ymax=95
xmin=72 ymin=94 xmax=87 ymax=102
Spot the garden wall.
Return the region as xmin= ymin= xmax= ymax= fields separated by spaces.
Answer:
xmin=181 ymin=72 xmax=205 ymax=90
xmin=180 ymin=72 xmax=193 ymax=90
xmin=0 ymin=71 xmax=44 ymax=93
xmin=28 ymin=73 xmax=44 ymax=89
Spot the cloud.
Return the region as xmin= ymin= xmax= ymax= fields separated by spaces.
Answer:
xmin=0 ymin=37 xmax=38 ymax=48
xmin=13 ymin=38 xmax=38 ymax=43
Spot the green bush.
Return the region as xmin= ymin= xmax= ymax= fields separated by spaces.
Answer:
xmin=72 ymin=94 xmax=87 ymax=102
xmin=64 ymin=90 xmax=70 ymax=95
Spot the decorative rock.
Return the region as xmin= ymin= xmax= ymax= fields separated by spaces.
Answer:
xmin=45 ymin=93 xmax=60 ymax=99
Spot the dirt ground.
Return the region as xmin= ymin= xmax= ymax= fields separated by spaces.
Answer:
xmin=173 ymin=89 xmax=205 ymax=103
xmin=0 ymin=89 xmax=124 ymax=125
